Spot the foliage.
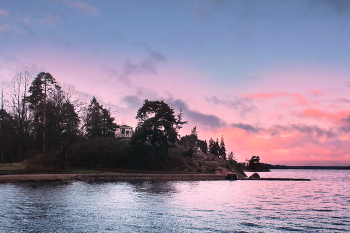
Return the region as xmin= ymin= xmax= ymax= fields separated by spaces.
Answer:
xmin=219 ymin=135 xmax=226 ymax=159
xmin=0 ymin=72 xmax=240 ymax=175
xmin=197 ymin=139 xmax=208 ymax=154
xmin=209 ymin=137 xmax=220 ymax=157
xmin=0 ymin=109 xmax=16 ymax=163
xmin=227 ymin=151 xmax=236 ymax=162
xmin=131 ymin=100 xmax=187 ymax=168
xmin=26 ymin=153 xmax=65 ymax=172
xmin=180 ymin=126 xmax=207 ymax=155
xmin=69 ymin=138 xmax=130 ymax=168
xmin=248 ymin=156 xmax=260 ymax=169
xmin=84 ymin=97 xmax=117 ymax=139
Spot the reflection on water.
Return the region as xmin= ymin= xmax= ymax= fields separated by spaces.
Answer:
xmin=0 ymin=170 xmax=349 ymax=232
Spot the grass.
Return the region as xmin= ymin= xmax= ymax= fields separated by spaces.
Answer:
xmin=0 ymin=163 xmax=26 ymax=175
xmin=67 ymin=168 xmax=104 ymax=174
xmin=0 ymin=163 xmax=26 ymax=171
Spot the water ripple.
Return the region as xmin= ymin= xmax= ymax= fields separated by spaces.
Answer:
xmin=0 ymin=170 xmax=349 ymax=232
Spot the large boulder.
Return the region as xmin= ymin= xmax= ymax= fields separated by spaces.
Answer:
xmin=225 ymin=173 xmax=238 ymax=180
xmin=249 ymin=173 xmax=260 ymax=179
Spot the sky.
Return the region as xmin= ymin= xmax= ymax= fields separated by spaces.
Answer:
xmin=1 ymin=0 xmax=350 ymax=165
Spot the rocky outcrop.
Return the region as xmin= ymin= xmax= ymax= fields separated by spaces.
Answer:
xmin=249 ymin=173 xmax=260 ymax=179
xmin=180 ymin=152 xmax=247 ymax=178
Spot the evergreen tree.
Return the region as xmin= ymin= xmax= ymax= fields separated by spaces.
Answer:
xmin=101 ymin=108 xmax=117 ymax=137
xmin=85 ymin=97 xmax=103 ymax=138
xmin=131 ymin=100 xmax=187 ymax=165
xmin=84 ymin=97 xmax=117 ymax=139
xmin=209 ymin=138 xmax=220 ymax=157
xmin=197 ymin=139 xmax=208 ymax=154
xmin=219 ymin=135 xmax=226 ymax=159
xmin=27 ymin=72 xmax=60 ymax=153
xmin=180 ymin=126 xmax=198 ymax=149
xmin=227 ymin=151 xmax=236 ymax=161
xmin=209 ymin=137 xmax=215 ymax=154
xmin=0 ymin=109 xmax=15 ymax=163
xmin=213 ymin=138 xmax=220 ymax=157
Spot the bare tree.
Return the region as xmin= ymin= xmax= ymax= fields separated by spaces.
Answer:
xmin=9 ymin=72 xmax=32 ymax=161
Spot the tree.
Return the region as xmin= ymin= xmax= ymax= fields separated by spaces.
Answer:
xmin=209 ymin=138 xmax=214 ymax=153
xmin=0 ymin=109 xmax=15 ymax=163
xmin=209 ymin=137 xmax=220 ymax=157
xmin=84 ymin=97 xmax=117 ymax=139
xmin=249 ymin=156 xmax=260 ymax=170
xmin=56 ymin=101 xmax=80 ymax=169
xmin=227 ymin=151 xmax=236 ymax=162
xmin=180 ymin=126 xmax=198 ymax=149
xmin=219 ymin=135 xmax=226 ymax=159
xmin=198 ymin=139 xmax=208 ymax=154
xmin=44 ymin=88 xmax=80 ymax=166
xmin=9 ymin=72 xmax=31 ymax=161
xmin=131 ymin=100 xmax=187 ymax=165
xmin=26 ymin=72 xmax=60 ymax=153
xmin=101 ymin=108 xmax=117 ymax=137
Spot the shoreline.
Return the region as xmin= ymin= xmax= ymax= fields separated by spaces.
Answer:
xmin=0 ymin=173 xmax=310 ymax=183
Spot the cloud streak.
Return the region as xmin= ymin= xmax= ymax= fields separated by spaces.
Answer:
xmin=246 ymin=92 xmax=309 ymax=106
xmin=171 ymin=99 xmax=226 ymax=130
xmin=205 ymin=95 xmax=256 ymax=116
xmin=64 ymin=1 xmax=99 ymax=16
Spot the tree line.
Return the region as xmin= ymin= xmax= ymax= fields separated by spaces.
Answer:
xmin=0 ymin=71 xmax=234 ymax=171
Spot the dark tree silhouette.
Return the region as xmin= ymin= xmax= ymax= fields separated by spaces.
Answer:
xmin=219 ymin=135 xmax=226 ymax=159
xmin=131 ymin=100 xmax=187 ymax=165
xmin=209 ymin=137 xmax=220 ymax=157
xmin=27 ymin=72 xmax=60 ymax=153
xmin=0 ymin=109 xmax=15 ymax=163
xmin=9 ymin=72 xmax=31 ymax=161
xmin=84 ymin=97 xmax=117 ymax=139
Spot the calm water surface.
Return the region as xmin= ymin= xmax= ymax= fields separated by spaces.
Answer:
xmin=0 ymin=170 xmax=349 ymax=232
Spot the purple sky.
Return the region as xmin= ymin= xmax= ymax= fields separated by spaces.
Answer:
xmin=1 ymin=0 xmax=350 ymax=165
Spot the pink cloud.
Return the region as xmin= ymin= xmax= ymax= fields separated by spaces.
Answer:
xmin=334 ymin=98 xmax=350 ymax=104
xmin=293 ymin=108 xmax=350 ymax=125
xmin=245 ymin=92 xmax=282 ymax=100
xmin=308 ymin=89 xmax=326 ymax=97
xmin=203 ymin=126 xmax=350 ymax=166
xmin=245 ymin=92 xmax=308 ymax=105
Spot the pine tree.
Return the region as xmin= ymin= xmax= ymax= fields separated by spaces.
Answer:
xmin=84 ymin=97 xmax=117 ymax=139
xmin=209 ymin=137 xmax=215 ymax=154
xmin=213 ymin=138 xmax=220 ymax=157
xmin=0 ymin=109 xmax=15 ymax=163
xmin=101 ymin=108 xmax=117 ymax=137
xmin=219 ymin=135 xmax=226 ymax=159
xmin=27 ymin=72 xmax=60 ymax=153
xmin=131 ymin=100 xmax=187 ymax=165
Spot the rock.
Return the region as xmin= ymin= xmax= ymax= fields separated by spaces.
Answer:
xmin=249 ymin=173 xmax=260 ymax=179
xmin=225 ymin=173 xmax=238 ymax=180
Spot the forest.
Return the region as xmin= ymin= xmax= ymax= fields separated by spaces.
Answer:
xmin=0 ymin=72 xmax=234 ymax=172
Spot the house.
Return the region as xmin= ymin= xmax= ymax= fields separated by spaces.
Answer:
xmin=116 ymin=125 xmax=133 ymax=138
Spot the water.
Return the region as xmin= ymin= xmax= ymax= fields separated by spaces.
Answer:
xmin=0 ymin=170 xmax=349 ymax=232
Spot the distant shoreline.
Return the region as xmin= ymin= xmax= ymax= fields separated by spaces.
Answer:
xmin=270 ymin=166 xmax=350 ymax=170
xmin=0 ymin=173 xmax=228 ymax=183
xmin=0 ymin=173 xmax=311 ymax=183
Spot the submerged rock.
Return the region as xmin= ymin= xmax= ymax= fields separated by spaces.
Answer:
xmin=249 ymin=173 xmax=260 ymax=179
